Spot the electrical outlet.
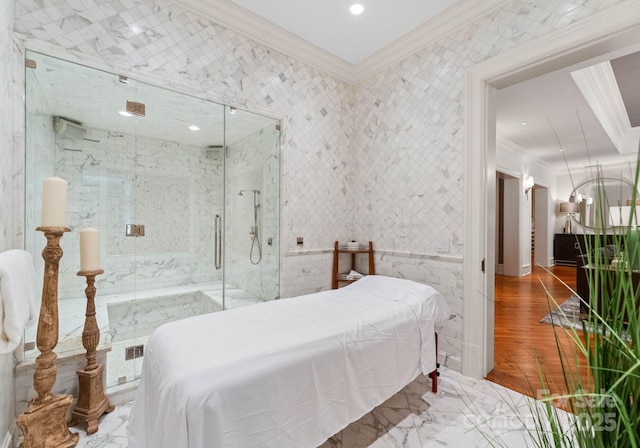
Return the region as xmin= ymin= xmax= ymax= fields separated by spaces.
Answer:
xmin=297 ymin=237 xmax=303 ymax=245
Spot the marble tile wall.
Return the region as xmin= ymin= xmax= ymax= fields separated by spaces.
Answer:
xmin=225 ymin=125 xmax=280 ymax=299
xmin=37 ymin=128 xmax=223 ymax=300
xmin=352 ymin=0 xmax=620 ymax=258
xmin=0 ymin=0 xmax=22 ymax=444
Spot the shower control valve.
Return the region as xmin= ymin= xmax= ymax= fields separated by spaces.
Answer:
xmin=126 ymin=224 xmax=145 ymax=237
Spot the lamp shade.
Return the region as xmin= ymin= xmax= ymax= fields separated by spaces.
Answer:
xmin=559 ymin=202 xmax=579 ymax=214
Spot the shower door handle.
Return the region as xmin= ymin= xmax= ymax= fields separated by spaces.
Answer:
xmin=215 ymin=214 xmax=222 ymax=270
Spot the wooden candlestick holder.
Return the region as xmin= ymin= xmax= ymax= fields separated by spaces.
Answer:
xmin=68 ymin=269 xmax=114 ymax=434
xmin=16 ymin=226 xmax=79 ymax=448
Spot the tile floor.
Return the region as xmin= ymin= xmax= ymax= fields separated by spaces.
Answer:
xmin=68 ymin=367 xmax=546 ymax=448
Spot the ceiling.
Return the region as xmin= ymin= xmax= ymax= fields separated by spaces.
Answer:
xmin=496 ymin=44 xmax=640 ymax=171
xmin=226 ymin=0 xmax=459 ymax=65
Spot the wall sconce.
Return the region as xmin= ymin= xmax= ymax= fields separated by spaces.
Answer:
xmin=524 ymin=176 xmax=534 ymax=198
xmin=559 ymin=202 xmax=579 ymax=233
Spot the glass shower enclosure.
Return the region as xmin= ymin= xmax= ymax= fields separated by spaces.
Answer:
xmin=24 ymin=51 xmax=281 ymax=388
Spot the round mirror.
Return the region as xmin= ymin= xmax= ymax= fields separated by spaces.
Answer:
xmin=569 ymin=177 xmax=637 ymax=229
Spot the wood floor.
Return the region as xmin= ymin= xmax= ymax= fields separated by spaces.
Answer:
xmin=486 ymin=264 xmax=589 ymax=402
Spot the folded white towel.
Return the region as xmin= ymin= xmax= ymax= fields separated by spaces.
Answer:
xmin=0 ymin=250 xmax=39 ymax=354
xmin=346 ymin=269 xmax=364 ymax=280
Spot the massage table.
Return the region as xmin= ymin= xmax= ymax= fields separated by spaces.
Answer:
xmin=127 ymin=275 xmax=450 ymax=448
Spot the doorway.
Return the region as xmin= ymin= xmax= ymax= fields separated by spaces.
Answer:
xmin=462 ymin=4 xmax=640 ymax=378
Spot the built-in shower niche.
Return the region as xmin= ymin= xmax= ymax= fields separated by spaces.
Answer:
xmin=22 ymin=51 xmax=281 ymax=391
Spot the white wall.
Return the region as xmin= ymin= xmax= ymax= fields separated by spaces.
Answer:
xmin=502 ymin=178 xmax=521 ymax=275
xmin=534 ymin=186 xmax=552 ymax=267
xmin=497 ymin=141 xmax=557 ymax=272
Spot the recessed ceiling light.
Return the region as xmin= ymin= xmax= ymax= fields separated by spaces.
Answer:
xmin=189 ymin=125 xmax=200 ymax=131
xmin=521 ymin=122 xmax=528 ymax=126
xmin=119 ymin=110 xmax=132 ymax=117
xmin=350 ymin=3 xmax=364 ymax=15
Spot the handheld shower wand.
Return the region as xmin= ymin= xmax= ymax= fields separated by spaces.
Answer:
xmin=238 ymin=190 xmax=262 ymax=264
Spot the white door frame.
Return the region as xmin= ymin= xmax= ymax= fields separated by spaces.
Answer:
xmin=462 ymin=0 xmax=640 ymax=378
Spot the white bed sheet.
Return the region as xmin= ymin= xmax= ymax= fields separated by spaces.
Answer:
xmin=127 ymin=275 xmax=450 ymax=448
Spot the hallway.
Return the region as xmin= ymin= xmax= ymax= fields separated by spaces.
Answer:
xmin=487 ymin=265 xmax=585 ymax=402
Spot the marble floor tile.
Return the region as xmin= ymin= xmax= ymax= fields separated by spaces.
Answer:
xmin=72 ymin=368 xmax=549 ymax=448
xmin=70 ymin=402 xmax=132 ymax=448
xmin=340 ymin=408 xmax=422 ymax=448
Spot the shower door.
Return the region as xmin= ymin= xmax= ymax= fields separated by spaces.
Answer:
xmin=107 ymin=80 xmax=227 ymax=385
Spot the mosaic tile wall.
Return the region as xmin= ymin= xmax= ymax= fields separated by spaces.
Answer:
xmin=10 ymin=0 xmax=629 ymax=378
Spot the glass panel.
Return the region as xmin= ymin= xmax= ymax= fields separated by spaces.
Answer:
xmin=122 ymin=80 xmax=226 ymax=383
xmin=24 ymin=51 xmax=281 ymax=389
xmin=24 ymin=52 xmax=129 ymax=372
xmin=224 ymin=106 xmax=281 ymax=308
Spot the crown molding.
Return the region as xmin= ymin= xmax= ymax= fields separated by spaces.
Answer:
xmin=497 ymin=137 xmax=556 ymax=172
xmin=173 ymin=0 xmax=356 ymax=83
xmin=172 ymin=0 xmax=510 ymax=85
xmin=353 ymin=0 xmax=510 ymax=83
xmin=570 ymin=61 xmax=634 ymax=153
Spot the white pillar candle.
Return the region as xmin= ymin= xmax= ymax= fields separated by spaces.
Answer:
xmin=79 ymin=227 xmax=101 ymax=271
xmin=41 ymin=177 xmax=68 ymax=227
